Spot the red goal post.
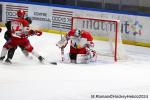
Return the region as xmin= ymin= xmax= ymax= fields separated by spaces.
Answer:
xmin=71 ymin=17 xmax=126 ymax=62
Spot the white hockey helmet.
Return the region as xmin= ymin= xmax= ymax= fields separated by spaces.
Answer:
xmin=74 ymin=29 xmax=81 ymax=37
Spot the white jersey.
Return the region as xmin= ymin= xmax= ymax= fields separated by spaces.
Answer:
xmin=11 ymin=21 xmax=24 ymax=38
xmin=69 ymin=36 xmax=88 ymax=49
xmin=11 ymin=18 xmax=29 ymax=38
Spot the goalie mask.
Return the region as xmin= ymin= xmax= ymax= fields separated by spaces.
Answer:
xmin=74 ymin=29 xmax=81 ymax=37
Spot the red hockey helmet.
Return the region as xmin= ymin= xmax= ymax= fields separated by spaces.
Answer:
xmin=17 ymin=10 xmax=25 ymax=18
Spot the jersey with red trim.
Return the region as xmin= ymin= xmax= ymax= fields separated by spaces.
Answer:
xmin=11 ymin=18 xmax=29 ymax=38
xmin=67 ymin=29 xmax=94 ymax=49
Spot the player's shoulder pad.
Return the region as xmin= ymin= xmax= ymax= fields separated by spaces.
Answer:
xmin=81 ymin=31 xmax=93 ymax=41
xmin=15 ymin=18 xmax=29 ymax=27
xmin=68 ymin=29 xmax=76 ymax=36
xmin=22 ymin=19 xmax=29 ymax=27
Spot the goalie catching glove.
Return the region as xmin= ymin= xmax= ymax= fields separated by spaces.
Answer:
xmin=86 ymin=41 xmax=94 ymax=49
xmin=76 ymin=42 xmax=97 ymax=64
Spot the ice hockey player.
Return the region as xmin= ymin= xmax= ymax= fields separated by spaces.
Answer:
xmin=0 ymin=9 xmax=44 ymax=64
xmin=56 ymin=29 xmax=97 ymax=64
xmin=4 ymin=17 xmax=32 ymax=63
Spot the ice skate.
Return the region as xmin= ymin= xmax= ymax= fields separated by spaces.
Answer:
xmin=38 ymin=56 xmax=45 ymax=63
xmin=0 ymin=56 xmax=5 ymax=62
xmin=5 ymin=58 xmax=12 ymax=64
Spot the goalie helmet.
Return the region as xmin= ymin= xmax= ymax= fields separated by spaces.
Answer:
xmin=17 ymin=10 xmax=25 ymax=18
xmin=74 ymin=29 xmax=81 ymax=37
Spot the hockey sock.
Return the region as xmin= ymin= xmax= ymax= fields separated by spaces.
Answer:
xmin=31 ymin=50 xmax=41 ymax=58
xmin=0 ymin=48 xmax=8 ymax=58
xmin=22 ymin=50 xmax=29 ymax=57
xmin=7 ymin=48 xmax=16 ymax=59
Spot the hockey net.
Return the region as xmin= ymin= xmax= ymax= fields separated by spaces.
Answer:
xmin=71 ymin=17 xmax=127 ymax=62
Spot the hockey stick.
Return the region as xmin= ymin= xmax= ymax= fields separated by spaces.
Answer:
xmin=48 ymin=62 xmax=57 ymax=65
xmin=60 ymin=30 xmax=65 ymax=62
xmin=41 ymin=59 xmax=57 ymax=65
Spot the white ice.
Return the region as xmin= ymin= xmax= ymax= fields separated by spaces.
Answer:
xmin=0 ymin=27 xmax=150 ymax=100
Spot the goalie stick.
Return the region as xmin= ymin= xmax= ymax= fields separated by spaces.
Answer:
xmin=60 ymin=31 xmax=65 ymax=62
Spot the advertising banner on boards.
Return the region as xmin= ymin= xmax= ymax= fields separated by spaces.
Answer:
xmin=0 ymin=4 xmax=2 ymax=22
xmin=1 ymin=2 xmax=150 ymax=46
xmin=6 ymin=4 xmax=28 ymax=21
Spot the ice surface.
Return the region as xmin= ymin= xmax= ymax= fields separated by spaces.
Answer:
xmin=0 ymin=27 xmax=150 ymax=100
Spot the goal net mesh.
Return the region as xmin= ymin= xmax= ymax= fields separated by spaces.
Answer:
xmin=71 ymin=17 xmax=127 ymax=61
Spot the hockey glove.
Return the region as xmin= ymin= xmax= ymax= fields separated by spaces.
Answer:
xmin=86 ymin=41 xmax=94 ymax=48
xmin=28 ymin=30 xmax=42 ymax=36
xmin=20 ymin=34 xmax=28 ymax=38
xmin=34 ymin=30 xmax=42 ymax=36
xmin=28 ymin=30 xmax=35 ymax=36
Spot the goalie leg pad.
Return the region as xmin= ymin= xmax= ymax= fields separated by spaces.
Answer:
xmin=76 ymin=54 xmax=90 ymax=64
xmin=89 ymin=50 xmax=97 ymax=62
xmin=76 ymin=50 xmax=97 ymax=64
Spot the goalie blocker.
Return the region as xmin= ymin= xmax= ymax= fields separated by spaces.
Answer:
xmin=56 ymin=29 xmax=97 ymax=64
